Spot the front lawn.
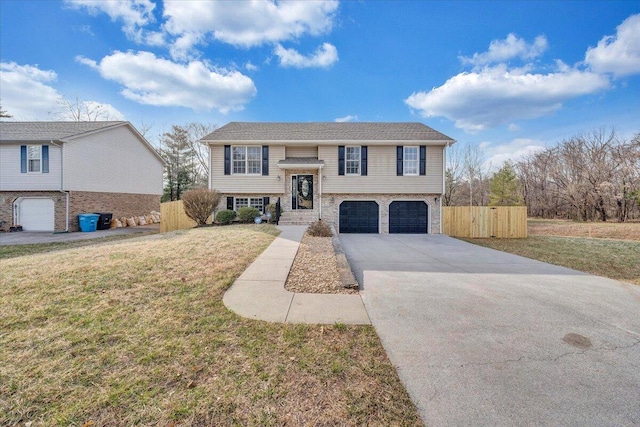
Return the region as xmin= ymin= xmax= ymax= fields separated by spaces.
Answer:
xmin=462 ymin=235 xmax=640 ymax=285
xmin=0 ymin=226 xmax=421 ymax=426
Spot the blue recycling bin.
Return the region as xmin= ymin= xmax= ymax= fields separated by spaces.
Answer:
xmin=78 ymin=213 xmax=100 ymax=232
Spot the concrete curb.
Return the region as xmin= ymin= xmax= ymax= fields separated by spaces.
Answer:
xmin=222 ymin=225 xmax=371 ymax=325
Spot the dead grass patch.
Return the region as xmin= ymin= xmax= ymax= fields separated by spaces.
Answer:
xmin=463 ymin=235 xmax=640 ymax=285
xmin=0 ymin=225 xmax=420 ymax=426
xmin=528 ymin=218 xmax=640 ymax=240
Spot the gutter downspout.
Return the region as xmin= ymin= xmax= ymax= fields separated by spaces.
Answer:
xmin=50 ymin=140 xmax=69 ymax=233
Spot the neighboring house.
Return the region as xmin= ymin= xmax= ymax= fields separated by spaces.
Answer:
xmin=202 ymin=122 xmax=455 ymax=234
xmin=0 ymin=121 xmax=165 ymax=232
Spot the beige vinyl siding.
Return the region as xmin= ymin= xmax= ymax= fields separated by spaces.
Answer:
xmin=210 ymin=145 xmax=285 ymax=193
xmin=285 ymin=146 xmax=318 ymax=157
xmin=320 ymin=145 xmax=443 ymax=194
xmin=64 ymin=125 xmax=164 ymax=195
xmin=0 ymin=144 xmax=62 ymax=191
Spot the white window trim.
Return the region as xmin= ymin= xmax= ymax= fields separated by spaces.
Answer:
xmin=231 ymin=145 xmax=262 ymax=176
xmin=27 ymin=145 xmax=42 ymax=174
xmin=403 ymin=146 xmax=419 ymax=176
xmin=345 ymin=146 xmax=361 ymax=176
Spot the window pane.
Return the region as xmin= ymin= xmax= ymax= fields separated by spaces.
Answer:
xmin=29 ymin=159 xmax=41 ymax=172
xmin=250 ymin=198 xmax=264 ymax=213
xmin=345 ymin=146 xmax=360 ymax=174
xmin=403 ymin=147 xmax=418 ymax=175
xmin=235 ymin=198 xmax=248 ymax=210
xmin=247 ymin=147 xmax=261 ymax=160
xmin=232 ymin=146 xmax=246 ymax=174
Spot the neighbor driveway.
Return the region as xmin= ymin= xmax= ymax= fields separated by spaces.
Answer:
xmin=339 ymin=234 xmax=640 ymax=426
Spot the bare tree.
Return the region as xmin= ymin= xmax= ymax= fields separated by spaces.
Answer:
xmin=516 ymin=127 xmax=640 ymax=221
xmin=55 ymin=97 xmax=115 ymax=121
xmin=0 ymin=103 xmax=12 ymax=118
xmin=444 ymin=144 xmax=464 ymax=206
xmin=463 ymin=144 xmax=489 ymax=206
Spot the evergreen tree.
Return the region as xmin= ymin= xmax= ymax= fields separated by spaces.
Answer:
xmin=160 ymin=126 xmax=197 ymax=201
xmin=489 ymin=161 xmax=523 ymax=206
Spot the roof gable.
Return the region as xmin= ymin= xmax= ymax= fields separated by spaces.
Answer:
xmin=202 ymin=122 xmax=455 ymax=144
xmin=0 ymin=121 xmax=126 ymax=142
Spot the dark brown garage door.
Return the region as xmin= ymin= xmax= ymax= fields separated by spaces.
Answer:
xmin=389 ymin=201 xmax=428 ymax=233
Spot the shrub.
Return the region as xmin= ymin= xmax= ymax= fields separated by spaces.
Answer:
xmin=237 ymin=207 xmax=260 ymax=223
xmin=307 ymin=220 xmax=332 ymax=237
xmin=215 ymin=210 xmax=236 ymax=225
xmin=265 ymin=203 xmax=283 ymax=223
xmin=181 ymin=189 xmax=221 ymax=226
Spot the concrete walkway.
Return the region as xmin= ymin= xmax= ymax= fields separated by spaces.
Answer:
xmin=223 ymin=226 xmax=371 ymax=325
xmin=0 ymin=224 xmax=159 ymax=245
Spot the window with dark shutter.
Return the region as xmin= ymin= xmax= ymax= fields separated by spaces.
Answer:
xmin=262 ymin=146 xmax=269 ymax=176
xmin=224 ymin=145 xmax=231 ymax=175
xmin=338 ymin=146 xmax=345 ymax=175
xmin=263 ymin=196 xmax=270 ymax=209
xmin=20 ymin=145 xmax=27 ymax=173
xmin=226 ymin=196 xmax=234 ymax=210
xmin=361 ymin=146 xmax=368 ymax=176
xmin=419 ymin=145 xmax=426 ymax=176
xmin=396 ymin=146 xmax=403 ymax=176
xmin=42 ymin=145 xmax=49 ymax=174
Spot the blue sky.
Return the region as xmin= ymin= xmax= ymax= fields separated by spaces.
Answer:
xmin=1 ymin=0 xmax=638 ymax=167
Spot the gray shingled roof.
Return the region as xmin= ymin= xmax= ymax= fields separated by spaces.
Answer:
xmin=0 ymin=121 xmax=126 ymax=142
xmin=202 ymin=122 xmax=454 ymax=143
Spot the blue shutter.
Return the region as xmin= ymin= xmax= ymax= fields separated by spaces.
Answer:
xmin=20 ymin=145 xmax=27 ymax=173
xmin=338 ymin=146 xmax=345 ymax=175
xmin=42 ymin=145 xmax=49 ymax=173
xmin=262 ymin=146 xmax=269 ymax=176
xmin=396 ymin=146 xmax=403 ymax=176
xmin=361 ymin=146 xmax=368 ymax=176
xmin=224 ymin=145 xmax=231 ymax=175
xmin=419 ymin=145 xmax=426 ymax=176
xmin=226 ymin=196 xmax=234 ymax=210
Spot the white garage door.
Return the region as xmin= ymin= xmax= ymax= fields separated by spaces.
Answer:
xmin=17 ymin=198 xmax=55 ymax=231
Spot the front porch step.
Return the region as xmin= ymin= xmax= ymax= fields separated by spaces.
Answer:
xmin=278 ymin=211 xmax=319 ymax=225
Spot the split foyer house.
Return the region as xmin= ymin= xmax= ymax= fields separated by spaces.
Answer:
xmin=0 ymin=121 xmax=165 ymax=232
xmin=202 ymin=122 xmax=455 ymax=234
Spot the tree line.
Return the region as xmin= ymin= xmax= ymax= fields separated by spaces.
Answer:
xmin=445 ymin=128 xmax=640 ymax=221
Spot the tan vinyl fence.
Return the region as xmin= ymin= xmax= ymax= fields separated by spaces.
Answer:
xmin=160 ymin=200 xmax=197 ymax=233
xmin=442 ymin=206 xmax=528 ymax=238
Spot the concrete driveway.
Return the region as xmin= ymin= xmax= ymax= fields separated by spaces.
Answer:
xmin=339 ymin=234 xmax=640 ymax=426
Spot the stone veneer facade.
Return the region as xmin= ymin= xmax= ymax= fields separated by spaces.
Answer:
xmin=321 ymin=193 xmax=441 ymax=234
xmin=0 ymin=191 xmax=160 ymax=232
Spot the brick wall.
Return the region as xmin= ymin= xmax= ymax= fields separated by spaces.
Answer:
xmin=0 ymin=191 xmax=67 ymax=231
xmin=68 ymin=191 xmax=161 ymax=231
xmin=1 ymin=191 xmax=161 ymax=232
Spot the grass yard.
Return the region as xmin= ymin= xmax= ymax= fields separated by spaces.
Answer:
xmin=0 ymin=225 xmax=421 ymax=426
xmin=463 ymin=220 xmax=640 ymax=285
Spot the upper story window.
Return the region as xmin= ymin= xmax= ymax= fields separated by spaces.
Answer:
xmin=403 ymin=146 xmax=419 ymax=176
xmin=232 ymin=146 xmax=262 ymax=175
xmin=345 ymin=146 xmax=361 ymax=175
xmin=27 ymin=145 xmax=41 ymax=173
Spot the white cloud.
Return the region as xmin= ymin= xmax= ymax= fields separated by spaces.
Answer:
xmin=335 ymin=114 xmax=358 ymax=122
xmin=162 ymin=0 xmax=338 ymax=58
xmin=77 ymin=51 xmax=257 ymax=113
xmin=406 ymin=64 xmax=609 ymax=133
xmin=274 ymin=43 xmax=338 ymax=68
xmin=0 ymin=62 xmax=125 ymax=121
xmin=65 ymin=0 xmax=157 ymax=44
xmin=483 ymin=138 xmax=547 ymax=168
xmin=585 ymin=14 xmax=640 ymax=77
xmin=460 ymin=34 xmax=548 ymax=67
xmin=0 ymin=62 xmax=61 ymax=120
xmin=245 ymin=62 xmax=259 ymax=72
